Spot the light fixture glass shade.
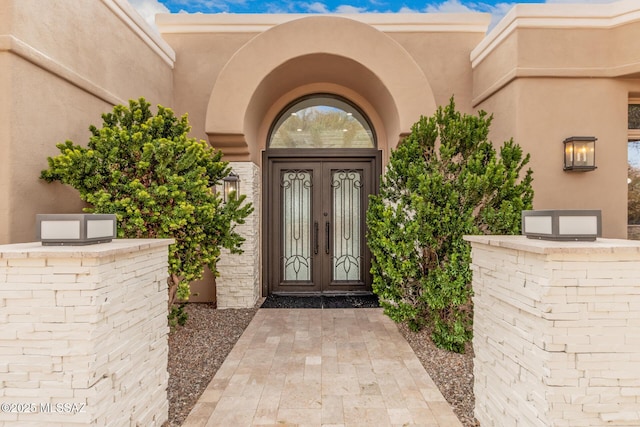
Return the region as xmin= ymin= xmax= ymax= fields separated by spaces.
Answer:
xmin=522 ymin=210 xmax=601 ymax=241
xmin=36 ymin=214 xmax=117 ymax=245
xmin=222 ymin=171 xmax=240 ymax=203
xmin=563 ymin=137 xmax=596 ymax=171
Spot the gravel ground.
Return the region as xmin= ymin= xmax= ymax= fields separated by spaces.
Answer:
xmin=167 ymin=303 xmax=478 ymax=427
xmin=167 ymin=303 xmax=259 ymax=427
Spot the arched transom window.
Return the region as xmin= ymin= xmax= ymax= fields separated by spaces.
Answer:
xmin=269 ymin=95 xmax=375 ymax=149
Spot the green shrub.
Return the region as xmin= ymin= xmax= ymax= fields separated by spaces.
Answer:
xmin=41 ymin=98 xmax=253 ymax=308
xmin=366 ymin=97 xmax=533 ymax=353
xmin=169 ymin=303 xmax=189 ymax=328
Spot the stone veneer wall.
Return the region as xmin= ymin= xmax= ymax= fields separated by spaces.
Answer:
xmin=466 ymin=235 xmax=640 ymax=427
xmin=216 ymin=161 xmax=261 ymax=308
xmin=0 ymin=239 xmax=173 ymax=426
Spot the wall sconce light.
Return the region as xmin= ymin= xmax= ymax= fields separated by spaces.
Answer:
xmin=563 ymin=136 xmax=597 ymax=171
xmin=222 ymin=171 xmax=240 ymax=203
xmin=36 ymin=214 xmax=117 ymax=245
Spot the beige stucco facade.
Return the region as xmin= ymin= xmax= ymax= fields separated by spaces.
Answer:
xmin=160 ymin=13 xmax=488 ymax=163
xmin=0 ymin=0 xmax=174 ymax=245
xmin=1 ymin=0 xmax=639 ymax=304
xmin=472 ymin=0 xmax=640 ymax=240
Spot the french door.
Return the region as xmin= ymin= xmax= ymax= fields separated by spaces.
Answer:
xmin=264 ymin=151 xmax=380 ymax=294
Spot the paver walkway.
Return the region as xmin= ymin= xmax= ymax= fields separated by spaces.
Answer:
xmin=182 ymin=308 xmax=462 ymax=427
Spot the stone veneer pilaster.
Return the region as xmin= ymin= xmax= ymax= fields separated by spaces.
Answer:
xmin=216 ymin=161 xmax=261 ymax=308
xmin=466 ymin=235 xmax=640 ymax=427
xmin=0 ymin=239 xmax=173 ymax=426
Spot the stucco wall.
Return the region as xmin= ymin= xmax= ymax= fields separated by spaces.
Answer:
xmin=159 ymin=13 xmax=489 ymax=163
xmin=388 ymin=32 xmax=485 ymax=112
xmin=472 ymin=0 xmax=640 ymax=238
xmin=162 ymin=32 xmax=256 ymax=145
xmin=514 ymin=78 xmax=628 ymax=238
xmin=2 ymin=1 xmax=640 ymax=305
xmin=0 ymin=0 xmax=175 ymax=244
xmin=162 ymin=9 xmax=640 ymax=239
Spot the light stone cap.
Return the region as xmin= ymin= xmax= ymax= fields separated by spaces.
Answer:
xmin=0 ymin=239 xmax=175 ymax=258
xmin=464 ymin=235 xmax=640 ymax=255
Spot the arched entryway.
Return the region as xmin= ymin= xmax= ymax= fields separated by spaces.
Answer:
xmin=203 ymin=15 xmax=438 ymax=304
xmin=204 ymin=15 xmax=437 ymax=162
xmin=264 ymin=95 xmax=381 ymax=295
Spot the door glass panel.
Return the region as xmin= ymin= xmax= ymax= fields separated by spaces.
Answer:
xmin=282 ymin=170 xmax=312 ymax=281
xmin=332 ymin=170 xmax=362 ymax=281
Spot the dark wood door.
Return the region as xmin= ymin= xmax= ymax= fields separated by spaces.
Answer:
xmin=265 ymin=153 xmax=379 ymax=294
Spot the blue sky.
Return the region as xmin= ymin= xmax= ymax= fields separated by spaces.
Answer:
xmin=130 ymin=0 xmax=618 ymax=30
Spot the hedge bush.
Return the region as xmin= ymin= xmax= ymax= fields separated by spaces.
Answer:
xmin=41 ymin=98 xmax=253 ymax=310
xmin=366 ymin=97 xmax=533 ymax=352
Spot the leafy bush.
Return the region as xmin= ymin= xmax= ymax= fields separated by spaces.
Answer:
xmin=366 ymin=98 xmax=533 ymax=353
xmin=41 ymin=98 xmax=253 ymax=307
xmin=169 ymin=303 xmax=189 ymax=328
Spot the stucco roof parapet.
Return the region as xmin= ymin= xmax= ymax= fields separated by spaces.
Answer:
xmin=156 ymin=13 xmax=490 ymax=34
xmin=471 ymin=0 xmax=640 ymax=69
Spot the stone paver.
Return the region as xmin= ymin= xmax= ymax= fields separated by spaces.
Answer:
xmin=182 ymin=308 xmax=462 ymax=427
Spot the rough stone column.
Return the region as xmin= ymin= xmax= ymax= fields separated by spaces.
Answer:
xmin=466 ymin=235 xmax=640 ymax=427
xmin=0 ymin=239 xmax=173 ymax=426
xmin=216 ymin=161 xmax=261 ymax=308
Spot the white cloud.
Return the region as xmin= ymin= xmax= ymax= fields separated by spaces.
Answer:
xmin=166 ymin=0 xmax=248 ymax=12
xmin=299 ymin=2 xmax=367 ymax=14
xmin=128 ymin=0 xmax=169 ymax=28
xmin=304 ymin=2 xmax=330 ymax=13
xmin=425 ymin=0 xmax=473 ymax=13
xmin=335 ymin=5 xmax=367 ymax=13
xmin=425 ymin=1 xmax=518 ymax=30
xmin=264 ymin=3 xmax=289 ymax=13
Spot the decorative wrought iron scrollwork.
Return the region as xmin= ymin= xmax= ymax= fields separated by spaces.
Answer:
xmin=281 ymin=170 xmax=312 ymax=281
xmin=331 ymin=169 xmax=363 ymax=281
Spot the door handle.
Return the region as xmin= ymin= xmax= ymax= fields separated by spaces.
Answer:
xmin=325 ymin=221 xmax=330 ymax=254
xmin=314 ymin=221 xmax=319 ymax=255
